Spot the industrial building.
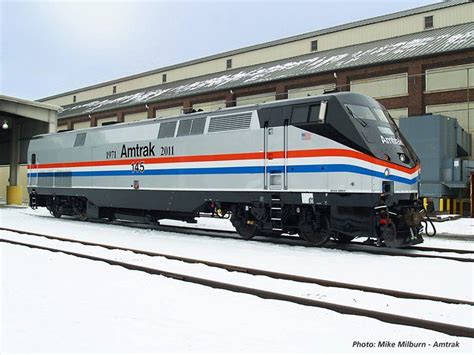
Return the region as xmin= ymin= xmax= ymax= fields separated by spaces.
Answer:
xmin=0 ymin=96 xmax=59 ymax=204
xmin=1 ymin=0 xmax=473 ymax=204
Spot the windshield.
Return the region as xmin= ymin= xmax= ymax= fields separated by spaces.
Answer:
xmin=345 ymin=104 xmax=376 ymax=120
xmin=345 ymin=104 xmax=391 ymax=124
xmin=372 ymin=107 xmax=390 ymax=123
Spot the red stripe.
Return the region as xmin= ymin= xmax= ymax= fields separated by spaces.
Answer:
xmin=287 ymin=149 xmax=418 ymax=174
xmin=28 ymin=149 xmax=419 ymax=175
xmin=28 ymin=152 xmax=264 ymax=169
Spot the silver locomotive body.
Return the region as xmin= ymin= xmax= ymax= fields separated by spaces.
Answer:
xmin=28 ymin=92 xmax=424 ymax=247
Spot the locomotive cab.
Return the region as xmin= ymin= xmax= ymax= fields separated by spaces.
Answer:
xmin=323 ymin=93 xmax=424 ymax=247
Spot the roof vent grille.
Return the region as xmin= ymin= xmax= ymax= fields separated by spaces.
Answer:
xmin=208 ymin=112 xmax=252 ymax=133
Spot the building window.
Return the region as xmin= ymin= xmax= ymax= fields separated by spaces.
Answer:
xmin=73 ymin=95 xmax=76 ymax=103
xmin=311 ymin=40 xmax=318 ymax=52
xmin=113 ymin=85 xmax=117 ymax=94
xmin=424 ymin=15 xmax=433 ymax=29
xmin=226 ymin=59 xmax=232 ymax=69
xmin=162 ymin=74 xmax=167 ymax=83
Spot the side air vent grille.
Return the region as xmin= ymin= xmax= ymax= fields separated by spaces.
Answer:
xmin=54 ymin=172 xmax=72 ymax=187
xmin=38 ymin=175 xmax=53 ymax=187
xmin=208 ymin=112 xmax=252 ymax=133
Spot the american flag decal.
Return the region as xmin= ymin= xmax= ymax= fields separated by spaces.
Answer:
xmin=301 ymin=132 xmax=311 ymax=140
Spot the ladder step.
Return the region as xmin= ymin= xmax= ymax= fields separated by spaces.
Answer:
xmin=270 ymin=194 xmax=283 ymax=231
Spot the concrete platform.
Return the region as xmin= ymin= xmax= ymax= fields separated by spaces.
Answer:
xmin=0 ymin=200 xmax=28 ymax=209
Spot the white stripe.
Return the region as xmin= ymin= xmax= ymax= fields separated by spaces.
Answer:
xmin=30 ymin=156 xmax=419 ymax=177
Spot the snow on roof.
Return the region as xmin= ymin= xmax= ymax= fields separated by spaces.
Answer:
xmin=59 ymin=23 xmax=474 ymax=119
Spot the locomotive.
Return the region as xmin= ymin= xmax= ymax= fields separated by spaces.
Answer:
xmin=27 ymin=92 xmax=426 ymax=247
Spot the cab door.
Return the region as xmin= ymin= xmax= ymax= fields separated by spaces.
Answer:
xmin=264 ymin=121 xmax=288 ymax=190
xmin=28 ymin=153 xmax=38 ymax=186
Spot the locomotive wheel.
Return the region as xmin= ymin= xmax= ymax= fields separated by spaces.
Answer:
xmin=51 ymin=209 xmax=61 ymax=219
xmin=300 ymin=230 xmax=330 ymax=246
xmin=235 ymin=224 xmax=258 ymax=239
xmin=77 ymin=211 xmax=88 ymax=221
xmin=299 ymin=216 xmax=330 ymax=246
xmin=380 ymin=223 xmax=401 ymax=248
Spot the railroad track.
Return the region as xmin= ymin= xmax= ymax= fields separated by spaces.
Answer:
xmin=93 ymin=219 xmax=474 ymax=262
xmin=1 ymin=233 xmax=473 ymax=338
xmin=12 ymin=215 xmax=474 ymax=262
xmin=2 ymin=226 xmax=472 ymax=306
xmin=405 ymin=245 xmax=474 ymax=254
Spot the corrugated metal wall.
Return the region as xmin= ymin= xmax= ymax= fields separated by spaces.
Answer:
xmin=426 ymin=102 xmax=473 ymax=131
xmin=350 ymin=73 xmax=408 ymax=99
xmin=287 ymin=84 xmax=336 ymax=99
xmin=387 ymin=108 xmax=409 ymax=125
xmin=236 ymin=92 xmax=276 ymax=106
xmin=73 ymin=121 xmax=91 ymax=129
xmin=193 ymin=100 xmax=227 ymax=112
xmin=97 ymin=116 xmax=118 ymax=126
xmin=156 ymin=106 xmax=183 ymax=118
xmin=426 ymin=64 xmax=474 ymax=92
xmin=124 ymin=112 xmax=148 ymax=122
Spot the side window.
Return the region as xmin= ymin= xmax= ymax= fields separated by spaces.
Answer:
xmin=291 ymin=106 xmax=309 ymax=124
xmin=308 ymin=104 xmax=321 ymax=122
xmin=31 ymin=153 xmax=37 ymax=165
xmin=158 ymin=121 xmax=177 ymax=138
xmin=74 ymin=133 xmax=86 ymax=147
xmin=177 ymin=120 xmax=193 ymax=136
xmin=191 ymin=117 xmax=206 ymax=135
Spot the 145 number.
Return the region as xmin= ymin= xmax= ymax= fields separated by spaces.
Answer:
xmin=131 ymin=161 xmax=145 ymax=173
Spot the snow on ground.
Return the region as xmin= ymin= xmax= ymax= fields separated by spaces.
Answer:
xmin=3 ymin=229 xmax=473 ymax=328
xmin=1 ymin=207 xmax=474 ymax=352
xmin=1 ymin=244 xmax=473 ymax=353
xmin=431 ymin=218 xmax=474 ymax=237
xmin=1 ymin=208 xmax=473 ymax=299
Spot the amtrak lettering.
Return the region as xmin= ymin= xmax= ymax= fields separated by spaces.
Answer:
xmin=380 ymin=135 xmax=403 ymax=145
xmin=121 ymin=142 xmax=156 ymax=158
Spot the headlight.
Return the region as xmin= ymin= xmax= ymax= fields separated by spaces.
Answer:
xmin=384 ymin=168 xmax=390 ymax=177
xmin=398 ymin=153 xmax=410 ymax=163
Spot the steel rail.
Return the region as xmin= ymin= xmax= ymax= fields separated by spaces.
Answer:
xmin=1 ymin=227 xmax=473 ymax=306
xmin=106 ymin=219 xmax=474 ymax=260
xmin=7 ymin=218 xmax=474 ymax=263
xmin=101 ymin=221 xmax=474 ymax=262
xmin=1 ymin=238 xmax=473 ymax=339
xmin=323 ymin=243 xmax=474 ymax=263
xmin=404 ymin=245 xmax=474 ymax=254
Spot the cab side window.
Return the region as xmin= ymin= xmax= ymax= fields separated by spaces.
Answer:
xmin=291 ymin=106 xmax=309 ymax=124
xmin=308 ymin=104 xmax=321 ymax=122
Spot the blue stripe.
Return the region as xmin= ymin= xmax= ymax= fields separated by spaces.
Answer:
xmin=28 ymin=164 xmax=418 ymax=185
xmin=289 ymin=164 xmax=418 ymax=184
